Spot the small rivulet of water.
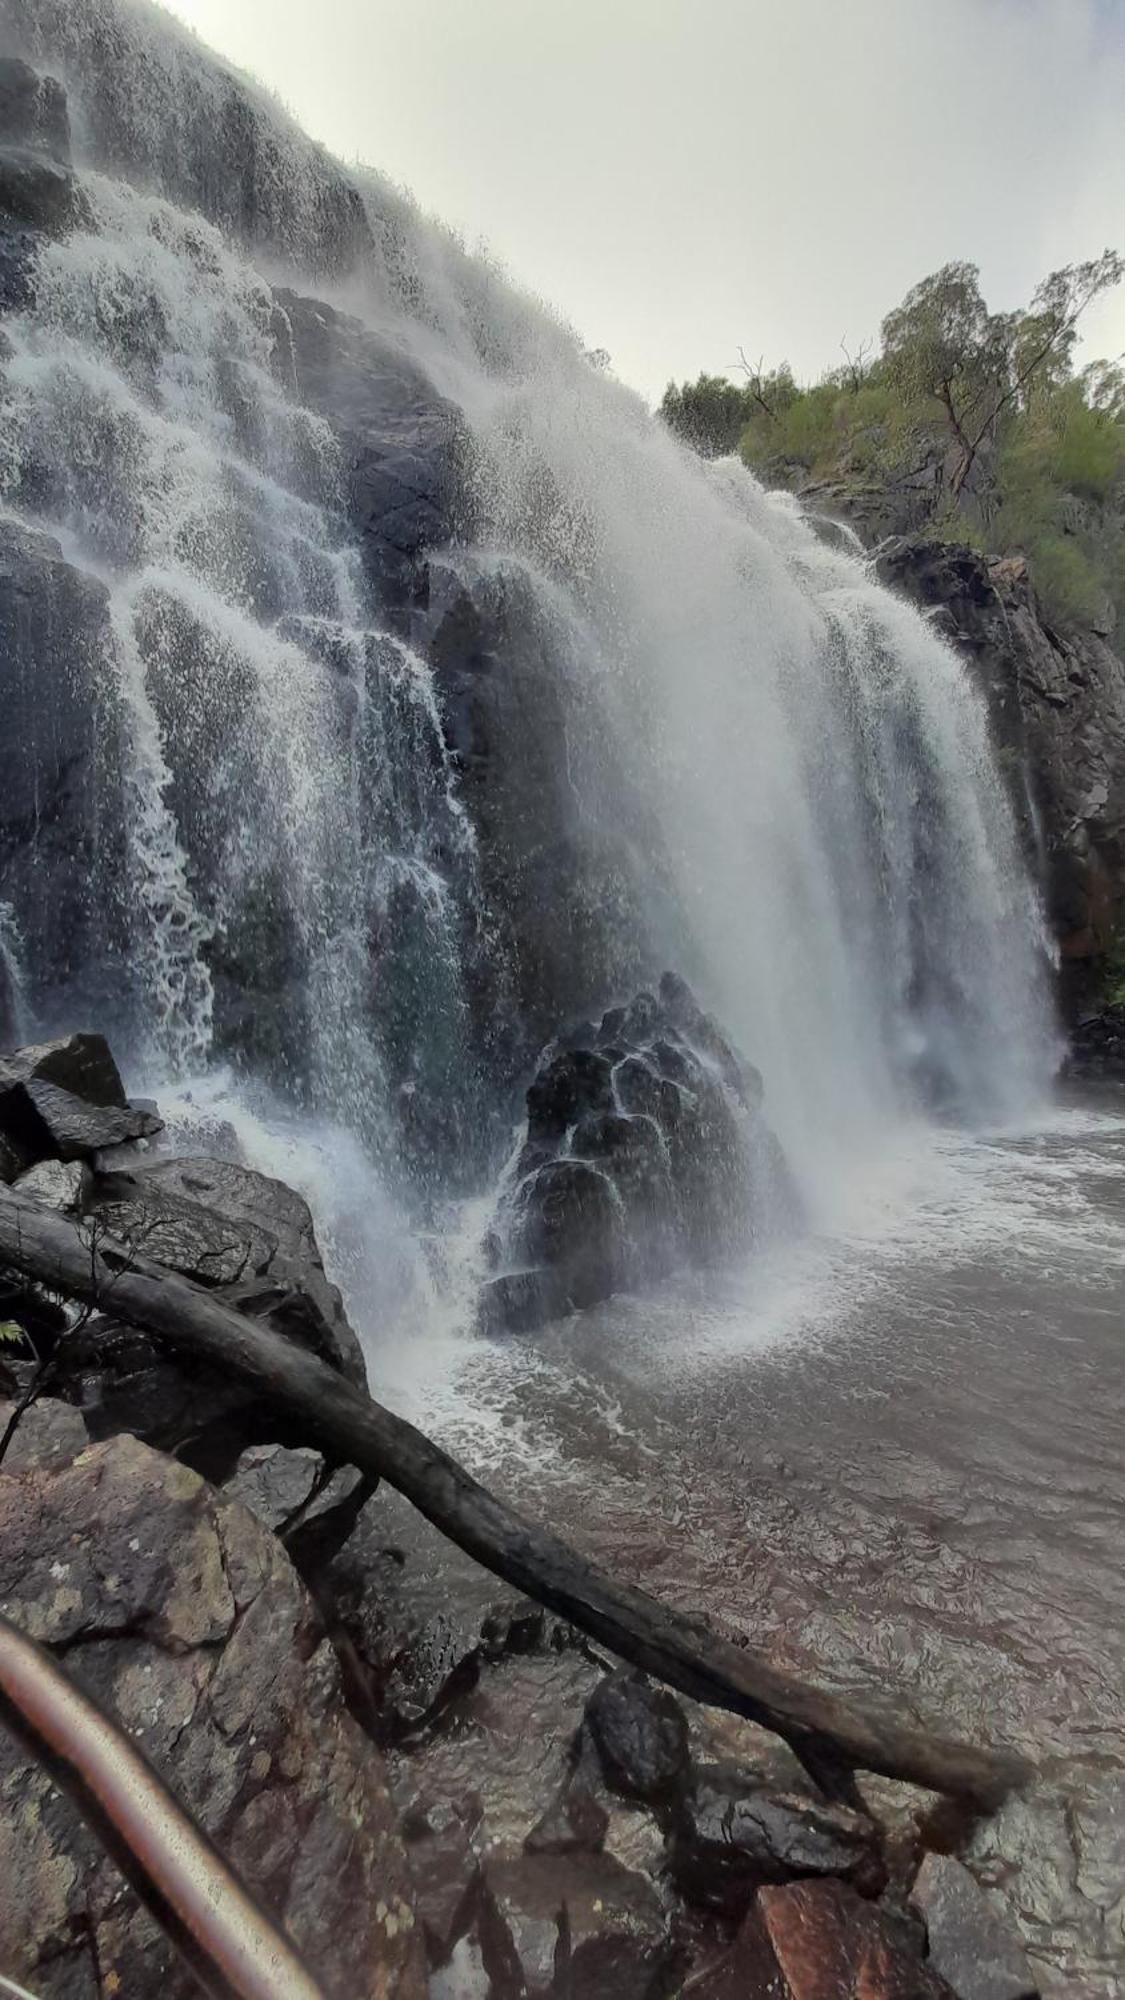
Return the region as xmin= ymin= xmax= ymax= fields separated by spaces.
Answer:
xmin=2 ymin=0 xmax=1058 ymax=1226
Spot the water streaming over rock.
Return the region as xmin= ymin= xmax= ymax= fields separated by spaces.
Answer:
xmin=0 ymin=0 xmax=1058 ymax=1246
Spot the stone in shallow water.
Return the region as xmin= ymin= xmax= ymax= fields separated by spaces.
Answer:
xmin=671 ymin=1766 xmax=886 ymax=1916
xmin=909 ymin=1854 xmax=1038 ymax=2000
xmin=484 ymin=975 xmax=793 ymax=1331
xmin=584 ymin=1667 xmax=692 ymax=1807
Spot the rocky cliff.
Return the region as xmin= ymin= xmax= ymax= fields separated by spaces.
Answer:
xmin=872 ymin=538 xmax=1125 ymax=1014
xmin=793 ymin=463 xmax=1125 ymax=1018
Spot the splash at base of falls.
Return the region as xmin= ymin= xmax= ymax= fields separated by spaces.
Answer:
xmin=0 ymin=0 xmax=1059 ymax=1298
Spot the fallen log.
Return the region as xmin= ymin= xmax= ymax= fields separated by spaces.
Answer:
xmin=0 ymin=1189 xmax=1030 ymax=1808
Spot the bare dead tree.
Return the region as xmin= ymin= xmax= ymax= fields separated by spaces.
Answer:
xmin=734 ymin=346 xmax=779 ymax=422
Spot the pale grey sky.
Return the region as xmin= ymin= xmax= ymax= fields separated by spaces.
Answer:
xmin=163 ymin=0 xmax=1125 ymax=402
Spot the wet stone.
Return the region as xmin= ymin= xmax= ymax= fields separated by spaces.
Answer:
xmin=585 ymin=1668 xmax=691 ymax=1807
xmin=401 ymin=1798 xmax=482 ymax=1970
xmin=480 ymin=1850 xmax=673 ymax=2000
xmin=710 ymin=1878 xmax=954 ymax=1999
xmin=0 ymin=1034 xmax=161 ymax=1164
xmin=910 ymin=1854 xmax=1038 ymax=2000
xmin=524 ymin=1776 xmax=609 ymax=1856
xmin=671 ymin=1765 xmax=886 ymax=1916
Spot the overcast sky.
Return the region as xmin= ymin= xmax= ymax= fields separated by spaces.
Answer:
xmin=163 ymin=0 xmax=1125 ymax=403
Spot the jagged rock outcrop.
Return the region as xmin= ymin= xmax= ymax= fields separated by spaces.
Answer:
xmin=0 ymin=1427 xmax=426 ymax=1998
xmin=0 ymin=1031 xmax=160 ymax=1172
xmin=0 ymin=1036 xmax=367 ymax=1478
xmin=875 ymin=538 xmax=1125 ymax=1006
xmin=480 ymin=973 xmax=794 ymax=1331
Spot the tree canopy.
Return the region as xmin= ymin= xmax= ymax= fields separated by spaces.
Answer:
xmin=659 ymin=256 xmax=1125 ymax=632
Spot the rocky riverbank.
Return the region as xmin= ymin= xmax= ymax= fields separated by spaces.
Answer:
xmin=0 ymin=1031 xmax=1044 ymax=1997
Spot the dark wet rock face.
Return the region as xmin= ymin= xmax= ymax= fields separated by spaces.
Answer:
xmin=0 ymin=1431 xmax=426 ymax=1999
xmin=482 ymin=973 xmax=793 ymax=1330
xmin=875 ymin=538 xmax=1125 ymax=1009
xmin=275 ymin=287 xmax=464 ymax=608
xmin=0 ymin=532 xmax=131 ymax=1025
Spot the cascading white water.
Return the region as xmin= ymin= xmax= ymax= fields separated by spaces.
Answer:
xmin=0 ymin=0 xmax=1058 ymax=1275
xmin=0 ymin=147 xmax=481 ymax=1175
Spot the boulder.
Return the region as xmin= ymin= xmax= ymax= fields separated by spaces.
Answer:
xmin=63 ymin=1149 xmax=367 ymax=1477
xmin=0 ymin=1034 xmax=160 ymax=1164
xmin=671 ymin=1766 xmax=886 ymax=1916
xmin=12 ymin=1156 xmax=90 ymax=1213
xmin=323 ymin=1482 xmax=544 ymax=1739
xmin=85 ymin=1154 xmax=365 ymax=1384
xmin=482 ymin=974 xmax=793 ymax=1330
xmin=0 ymin=1431 xmax=425 ymax=1998
xmin=584 ymin=1669 xmax=692 ymax=1807
xmin=686 ymin=1879 xmax=953 ymax=1999
xmin=909 ymin=1854 xmax=1038 ymax=2000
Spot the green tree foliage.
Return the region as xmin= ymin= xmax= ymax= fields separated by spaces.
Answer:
xmin=659 ymin=373 xmax=759 ymax=456
xmin=659 ymin=256 xmax=1125 ymax=633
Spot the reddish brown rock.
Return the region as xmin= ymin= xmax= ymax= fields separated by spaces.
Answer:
xmin=0 ymin=1432 xmax=425 ymax=1999
xmin=686 ymin=1879 xmax=953 ymax=1999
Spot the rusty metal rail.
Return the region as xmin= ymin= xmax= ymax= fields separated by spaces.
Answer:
xmin=0 ymin=1613 xmax=325 ymax=1999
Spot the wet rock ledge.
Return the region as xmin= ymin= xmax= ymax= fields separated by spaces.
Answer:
xmin=0 ymin=1032 xmax=1042 ymax=1997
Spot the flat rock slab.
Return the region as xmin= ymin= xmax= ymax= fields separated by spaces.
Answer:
xmin=0 ymin=1430 xmax=425 ymax=1999
xmin=910 ymin=1853 xmax=1038 ymax=2000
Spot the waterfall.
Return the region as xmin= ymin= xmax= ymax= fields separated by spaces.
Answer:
xmin=0 ymin=0 xmax=1058 ymax=1253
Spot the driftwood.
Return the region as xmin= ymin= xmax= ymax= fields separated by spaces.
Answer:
xmin=0 ymin=1611 xmax=324 ymax=2000
xmin=0 ymin=1189 xmax=1031 ymax=1808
